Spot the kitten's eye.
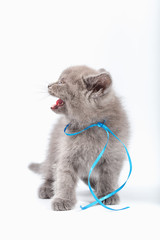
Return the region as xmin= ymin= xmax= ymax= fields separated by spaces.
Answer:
xmin=58 ymin=78 xmax=65 ymax=84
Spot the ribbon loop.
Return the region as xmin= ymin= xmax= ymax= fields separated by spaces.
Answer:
xmin=64 ymin=121 xmax=132 ymax=211
xmin=97 ymin=122 xmax=103 ymax=128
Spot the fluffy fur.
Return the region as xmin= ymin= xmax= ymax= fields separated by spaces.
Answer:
xmin=29 ymin=65 xmax=130 ymax=211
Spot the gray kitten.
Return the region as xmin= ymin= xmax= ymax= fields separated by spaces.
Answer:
xmin=29 ymin=65 xmax=130 ymax=211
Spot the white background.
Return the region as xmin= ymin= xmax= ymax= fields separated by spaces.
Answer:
xmin=0 ymin=0 xmax=159 ymax=239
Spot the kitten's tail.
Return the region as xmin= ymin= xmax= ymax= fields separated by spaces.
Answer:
xmin=28 ymin=163 xmax=42 ymax=174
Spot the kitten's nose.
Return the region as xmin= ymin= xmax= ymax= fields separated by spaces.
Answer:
xmin=48 ymin=84 xmax=52 ymax=89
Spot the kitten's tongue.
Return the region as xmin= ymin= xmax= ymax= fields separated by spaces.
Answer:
xmin=51 ymin=99 xmax=64 ymax=110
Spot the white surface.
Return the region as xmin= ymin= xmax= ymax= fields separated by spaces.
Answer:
xmin=0 ymin=0 xmax=160 ymax=239
xmin=1 ymin=170 xmax=160 ymax=240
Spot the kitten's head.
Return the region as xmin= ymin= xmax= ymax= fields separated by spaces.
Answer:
xmin=48 ymin=66 xmax=113 ymax=122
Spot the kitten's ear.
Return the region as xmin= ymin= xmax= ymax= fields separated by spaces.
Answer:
xmin=83 ymin=72 xmax=112 ymax=98
xmin=99 ymin=68 xmax=107 ymax=73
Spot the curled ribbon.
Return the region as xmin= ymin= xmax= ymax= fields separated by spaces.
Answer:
xmin=64 ymin=121 xmax=132 ymax=211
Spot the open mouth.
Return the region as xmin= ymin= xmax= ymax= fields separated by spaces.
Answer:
xmin=51 ymin=98 xmax=65 ymax=110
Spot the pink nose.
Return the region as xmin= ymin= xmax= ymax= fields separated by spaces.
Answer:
xmin=48 ymin=84 xmax=52 ymax=89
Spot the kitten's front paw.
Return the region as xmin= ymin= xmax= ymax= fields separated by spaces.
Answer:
xmin=52 ymin=197 xmax=75 ymax=211
xmin=97 ymin=193 xmax=120 ymax=205
xmin=38 ymin=182 xmax=54 ymax=199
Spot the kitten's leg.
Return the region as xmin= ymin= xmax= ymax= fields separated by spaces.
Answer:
xmin=39 ymin=179 xmax=54 ymax=199
xmin=81 ymin=177 xmax=96 ymax=190
xmin=38 ymin=162 xmax=57 ymax=199
xmin=96 ymin=170 xmax=120 ymax=205
xmin=52 ymin=161 xmax=78 ymax=211
xmin=38 ymin=124 xmax=61 ymax=199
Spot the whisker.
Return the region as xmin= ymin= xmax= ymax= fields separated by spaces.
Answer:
xmin=33 ymin=81 xmax=53 ymax=101
xmin=35 ymin=90 xmax=48 ymax=94
xmin=38 ymin=94 xmax=50 ymax=101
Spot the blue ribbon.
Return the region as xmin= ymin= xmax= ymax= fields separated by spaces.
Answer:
xmin=64 ymin=121 xmax=132 ymax=211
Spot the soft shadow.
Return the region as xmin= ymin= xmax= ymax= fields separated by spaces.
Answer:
xmin=120 ymin=185 xmax=160 ymax=205
xmin=76 ymin=181 xmax=160 ymax=206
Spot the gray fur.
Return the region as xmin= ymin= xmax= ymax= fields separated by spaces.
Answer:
xmin=29 ymin=65 xmax=130 ymax=211
xmin=28 ymin=163 xmax=42 ymax=174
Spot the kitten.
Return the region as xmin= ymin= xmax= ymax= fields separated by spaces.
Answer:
xmin=29 ymin=65 xmax=130 ymax=211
